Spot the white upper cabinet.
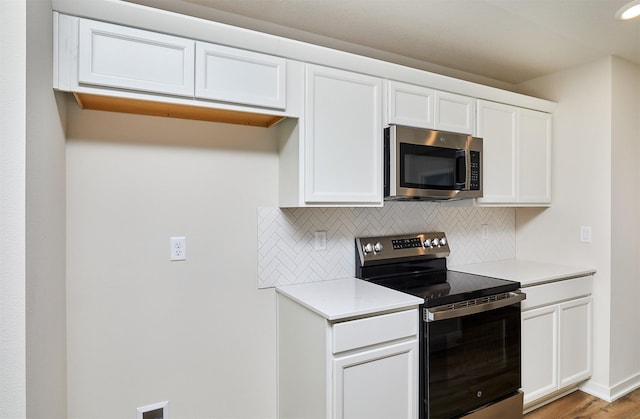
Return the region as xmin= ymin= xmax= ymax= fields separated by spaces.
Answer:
xmin=195 ymin=42 xmax=287 ymax=109
xmin=434 ymin=91 xmax=475 ymax=134
xmin=476 ymin=100 xmax=552 ymax=206
xmin=386 ymin=81 xmax=475 ymax=135
xmin=476 ymin=100 xmax=518 ymax=203
xmin=518 ymin=108 xmax=552 ymax=204
xmin=302 ymin=64 xmax=383 ymax=206
xmin=386 ymin=81 xmax=435 ymax=129
xmin=78 ymin=18 xmax=195 ymax=97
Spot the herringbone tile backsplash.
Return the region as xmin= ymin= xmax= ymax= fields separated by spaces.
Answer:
xmin=258 ymin=203 xmax=515 ymax=288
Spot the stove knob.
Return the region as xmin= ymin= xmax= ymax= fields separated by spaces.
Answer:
xmin=423 ymin=239 xmax=432 ymax=248
xmin=439 ymin=237 xmax=447 ymax=246
xmin=363 ymin=243 xmax=373 ymax=254
xmin=432 ymin=238 xmax=440 ymax=247
xmin=374 ymin=242 xmax=383 ymax=253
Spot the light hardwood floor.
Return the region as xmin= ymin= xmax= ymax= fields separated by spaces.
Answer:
xmin=524 ymin=388 xmax=640 ymax=419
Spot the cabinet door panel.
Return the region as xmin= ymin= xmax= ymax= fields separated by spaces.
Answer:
xmin=434 ymin=91 xmax=475 ymax=134
xmin=78 ymin=19 xmax=195 ymax=97
xmin=334 ymin=340 xmax=417 ymax=419
xmin=195 ymin=42 xmax=286 ymax=109
xmin=522 ymin=305 xmax=558 ymax=404
xmin=387 ymin=81 xmax=435 ymax=128
xmin=476 ymin=100 xmax=518 ymax=204
xmin=305 ymin=65 xmax=382 ymax=205
xmin=559 ymin=297 xmax=592 ymax=387
xmin=518 ymin=109 xmax=552 ymax=204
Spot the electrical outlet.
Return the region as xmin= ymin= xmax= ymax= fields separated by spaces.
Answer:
xmin=170 ymin=236 xmax=186 ymax=261
xmin=481 ymin=224 xmax=489 ymax=240
xmin=314 ymin=231 xmax=327 ymax=251
xmin=580 ymin=226 xmax=592 ymax=243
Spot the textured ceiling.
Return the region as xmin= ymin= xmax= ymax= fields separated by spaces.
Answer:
xmin=127 ymin=0 xmax=640 ymax=85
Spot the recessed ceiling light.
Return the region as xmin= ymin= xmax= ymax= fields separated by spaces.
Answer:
xmin=615 ymin=0 xmax=640 ymax=20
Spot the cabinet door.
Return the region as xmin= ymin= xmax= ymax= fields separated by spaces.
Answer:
xmin=78 ymin=19 xmax=195 ymax=97
xmin=559 ymin=297 xmax=592 ymax=387
xmin=434 ymin=91 xmax=475 ymax=134
xmin=333 ymin=340 xmax=417 ymax=419
xmin=518 ymin=109 xmax=552 ymax=204
xmin=521 ymin=305 xmax=558 ymax=405
xmin=476 ymin=100 xmax=518 ymax=204
xmin=195 ymin=42 xmax=286 ymax=109
xmin=304 ymin=65 xmax=383 ymax=205
xmin=387 ymin=81 xmax=435 ymax=129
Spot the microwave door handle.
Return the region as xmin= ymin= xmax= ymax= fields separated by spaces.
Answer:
xmin=455 ymin=151 xmax=467 ymax=188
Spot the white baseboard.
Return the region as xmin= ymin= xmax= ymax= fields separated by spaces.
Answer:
xmin=580 ymin=373 xmax=640 ymax=402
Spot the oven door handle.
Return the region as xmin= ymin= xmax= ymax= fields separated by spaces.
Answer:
xmin=425 ymin=291 xmax=526 ymax=322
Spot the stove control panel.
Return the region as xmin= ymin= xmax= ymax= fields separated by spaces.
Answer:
xmin=356 ymin=232 xmax=450 ymax=266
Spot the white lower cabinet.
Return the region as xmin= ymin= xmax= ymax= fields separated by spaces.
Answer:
xmin=334 ymin=340 xmax=417 ymax=419
xmin=521 ymin=305 xmax=559 ymax=403
xmin=277 ymin=294 xmax=418 ymax=419
xmin=521 ymin=276 xmax=593 ymax=409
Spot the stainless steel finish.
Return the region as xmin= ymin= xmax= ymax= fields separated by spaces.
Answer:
xmin=386 ymin=125 xmax=483 ymax=201
xmin=462 ymin=391 xmax=523 ymax=419
xmin=424 ymin=291 xmax=526 ymax=322
xmin=356 ymin=232 xmax=450 ymax=267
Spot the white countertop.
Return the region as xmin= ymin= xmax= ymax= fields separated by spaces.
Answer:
xmin=449 ymin=259 xmax=596 ymax=287
xmin=276 ymin=277 xmax=423 ymax=321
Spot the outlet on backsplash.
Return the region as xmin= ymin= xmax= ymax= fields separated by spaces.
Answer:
xmin=314 ymin=231 xmax=327 ymax=251
xmin=482 ymin=224 xmax=489 ymax=240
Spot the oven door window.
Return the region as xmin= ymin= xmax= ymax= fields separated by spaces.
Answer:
xmin=424 ymin=304 xmax=521 ymax=419
xmin=400 ymin=143 xmax=466 ymax=190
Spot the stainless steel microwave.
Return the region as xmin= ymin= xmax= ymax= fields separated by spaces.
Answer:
xmin=384 ymin=125 xmax=483 ymax=201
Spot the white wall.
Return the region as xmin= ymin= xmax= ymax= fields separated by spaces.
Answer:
xmin=609 ymin=57 xmax=640 ymax=389
xmin=516 ymin=56 xmax=640 ymax=399
xmin=2 ymin=1 xmax=67 ymax=418
xmin=0 ymin=1 xmax=27 ymax=417
xmin=65 ymin=103 xmax=280 ymax=418
xmin=25 ymin=1 xmax=68 ymax=417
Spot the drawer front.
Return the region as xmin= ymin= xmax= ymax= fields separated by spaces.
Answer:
xmin=78 ymin=19 xmax=195 ymax=97
xmin=332 ymin=310 xmax=418 ymax=354
xmin=522 ymin=275 xmax=593 ymax=310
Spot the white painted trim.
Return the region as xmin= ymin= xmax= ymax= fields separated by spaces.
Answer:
xmin=579 ymin=379 xmax=613 ymax=401
xmin=136 ymin=401 xmax=169 ymax=419
xmin=609 ymin=373 xmax=640 ymax=401
xmin=579 ymin=373 xmax=640 ymax=402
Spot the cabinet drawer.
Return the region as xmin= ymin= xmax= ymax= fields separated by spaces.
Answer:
xmin=332 ymin=310 xmax=418 ymax=354
xmin=78 ymin=19 xmax=195 ymax=97
xmin=522 ymin=275 xmax=593 ymax=310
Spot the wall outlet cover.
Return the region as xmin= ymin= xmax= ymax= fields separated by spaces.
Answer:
xmin=170 ymin=236 xmax=186 ymax=261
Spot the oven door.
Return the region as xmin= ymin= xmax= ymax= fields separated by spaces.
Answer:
xmin=423 ymin=294 xmax=523 ymax=419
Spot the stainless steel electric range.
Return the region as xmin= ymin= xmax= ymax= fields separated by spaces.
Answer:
xmin=355 ymin=232 xmax=526 ymax=419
